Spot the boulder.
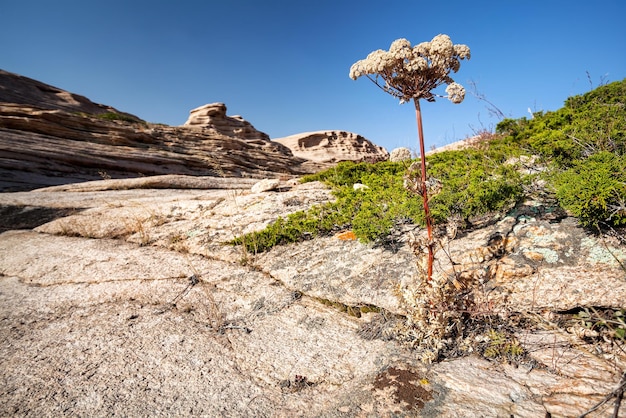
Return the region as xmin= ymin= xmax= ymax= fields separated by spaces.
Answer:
xmin=251 ymin=178 xmax=281 ymax=193
xmin=273 ymin=130 xmax=389 ymax=164
xmin=389 ymin=147 xmax=412 ymax=162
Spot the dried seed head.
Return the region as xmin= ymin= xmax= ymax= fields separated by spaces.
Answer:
xmin=349 ymin=34 xmax=470 ymax=104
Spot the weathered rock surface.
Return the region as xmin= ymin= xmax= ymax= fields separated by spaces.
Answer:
xmin=183 ymin=102 xmax=274 ymax=144
xmin=0 ymin=71 xmax=326 ymax=192
xmin=0 ymin=69 xmax=134 ymax=117
xmin=274 ymin=130 xmax=389 ymax=164
xmin=0 ymin=103 xmax=313 ymax=192
xmin=1 ymin=179 xmax=624 ymax=417
xmin=35 ymin=174 xmax=262 ymax=193
xmin=251 ymin=178 xmax=282 ymax=193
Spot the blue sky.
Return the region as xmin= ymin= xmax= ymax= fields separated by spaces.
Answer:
xmin=2 ymin=0 xmax=625 ymax=152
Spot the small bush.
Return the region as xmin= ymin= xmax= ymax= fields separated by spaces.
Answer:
xmin=497 ymin=79 xmax=626 ymax=165
xmin=496 ymin=79 xmax=626 ymax=227
xmin=230 ymin=204 xmax=352 ymax=253
xmin=426 ymin=147 xmax=527 ymax=223
xmin=96 ymin=112 xmax=145 ymax=124
xmin=551 ymin=151 xmax=626 ymax=226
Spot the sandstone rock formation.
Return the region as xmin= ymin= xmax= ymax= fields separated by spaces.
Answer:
xmin=0 ymin=69 xmax=135 ymax=117
xmin=0 ymin=103 xmax=311 ymax=191
xmin=1 ymin=71 xmax=391 ymax=192
xmin=1 ymin=179 xmax=624 ymax=416
xmin=0 ymin=70 xmax=315 ymax=191
xmin=184 ymin=102 xmax=271 ymax=143
xmin=274 ymin=130 xmax=389 ymax=164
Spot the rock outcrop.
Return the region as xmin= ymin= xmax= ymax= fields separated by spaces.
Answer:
xmin=0 ymin=180 xmax=624 ymax=417
xmin=0 ymin=71 xmax=316 ymax=191
xmin=184 ymin=102 xmax=270 ymax=142
xmin=0 ymin=103 xmax=311 ymax=191
xmin=274 ymin=130 xmax=389 ymax=164
xmin=0 ymin=71 xmax=392 ymax=192
xmin=0 ymin=69 xmax=136 ymax=118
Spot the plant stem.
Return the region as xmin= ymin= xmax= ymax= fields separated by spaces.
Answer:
xmin=414 ymin=99 xmax=434 ymax=281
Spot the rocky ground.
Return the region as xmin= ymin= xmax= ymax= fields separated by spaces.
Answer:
xmin=1 ymin=176 xmax=625 ymax=417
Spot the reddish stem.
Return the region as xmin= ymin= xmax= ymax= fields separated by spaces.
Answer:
xmin=414 ymin=99 xmax=434 ymax=281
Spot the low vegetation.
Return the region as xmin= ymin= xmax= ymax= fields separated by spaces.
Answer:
xmin=233 ymin=79 xmax=626 ymax=254
xmin=95 ymin=111 xmax=146 ymax=124
xmin=496 ymin=79 xmax=626 ymax=227
xmin=231 ymin=143 xmax=532 ymax=253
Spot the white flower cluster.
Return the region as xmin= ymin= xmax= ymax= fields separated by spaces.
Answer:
xmin=445 ymin=82 xmax=466 ymax=104
xmin=349 ymin=34 xmax=470 ymax=104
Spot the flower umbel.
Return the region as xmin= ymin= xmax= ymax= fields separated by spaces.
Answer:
xmin=445 ymin=82 xmax=466 ymax=104
xmin=349 ymin=34 xmax=470 ymax=103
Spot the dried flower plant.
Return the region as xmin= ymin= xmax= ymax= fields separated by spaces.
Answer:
xmin=350 ymin=34 xmax=470 ymax=280
xmin=350 ymin=35 xmax=471 ymax=360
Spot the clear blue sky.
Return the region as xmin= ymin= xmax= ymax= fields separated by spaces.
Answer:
xmin=2 ymin=0 xmax=625 ymax=152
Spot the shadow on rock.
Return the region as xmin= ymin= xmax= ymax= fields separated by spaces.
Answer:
xmin=0 ymin=205 xmax=83 ymax=232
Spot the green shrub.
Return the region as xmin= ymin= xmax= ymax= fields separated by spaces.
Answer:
xmin=301 ymin=160 xmax=408 ymax=187
xmin=426 ymin=148 xmax=526 ymax=223
xmin=233 ymin=150 xmax=527 ymax=252
xmin=231 ymin=202 xmax=354 ymax=253
xmin=96 ymin=112 xmax=145 ymax=124
xmin=497 ymin=79 xmax=626 ymax=166
xmin=495 ymin=79 xmax=626 ymax=227
xmin=233 ymin=161 xmax=421 ymax=252
xmin=551 ymin=151 xmax=626 ymax=226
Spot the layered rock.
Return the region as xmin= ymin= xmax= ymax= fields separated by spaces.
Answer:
xmin=0 ymin=71 xmax=313 ymax=191
xmin=0 ymin=70 xmax=395 ymax=192
xmin=0 ymin=69 xmax=138 ymax=119
xmin=0 ymin=103 xmax=311 ymax=191
xmin=273 ymin=130 xmax=389 ymax=164
xmin=183 ymin=102 xmax=270 ymax=142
